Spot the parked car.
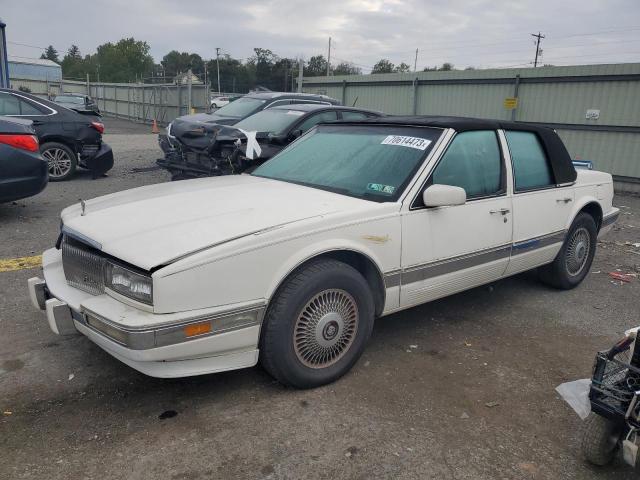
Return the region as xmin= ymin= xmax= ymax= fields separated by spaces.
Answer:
xmin=157 ymin=104 xmax=382 ymax=179
xmin=173 ymin=91 xmax=340 ymax=128
xmin=0 ymin=117 xmax=48 ymax=203
xmin=210 ymin=96 xmax=230 ymax=109
xmin=0 ymin=88 xmax=113 ymax=181
xmin=53 ymin=93 xmax=100 ymax=115
xmin=28 ymin=116 xmax=618 ymax=388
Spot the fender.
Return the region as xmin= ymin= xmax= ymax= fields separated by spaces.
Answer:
xmin=264 ymin=238 xmax=390 ymax=304
xmin=564 ymin=194 xmax=603 ymax=231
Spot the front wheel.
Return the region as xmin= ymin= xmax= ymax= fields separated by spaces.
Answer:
xmin=260 ymin=259 xmax=375 ymax=389
xmin=581 ymin=414 xmax=624 ymax=466
xmin=539 ymin=212 xmax=597 ymax=289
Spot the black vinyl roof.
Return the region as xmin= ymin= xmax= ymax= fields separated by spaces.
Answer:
xmin=331 ymin=115 xmax=578 ymax=185
xmin=348 ymin=114 xmax=545 ymax=132
xmin=270 ymin=103 xmax=380 ymax=114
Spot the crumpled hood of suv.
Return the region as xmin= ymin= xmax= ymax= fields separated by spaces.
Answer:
xmin=61 ymin=175 xmax=369 ymax=270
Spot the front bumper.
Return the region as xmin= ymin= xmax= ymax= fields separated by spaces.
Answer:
xmin=28 ymin=248 xmax=263 ymax=378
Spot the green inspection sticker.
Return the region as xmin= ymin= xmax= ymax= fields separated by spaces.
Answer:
xmin=367 ymin=183 xmax=396 ymax=194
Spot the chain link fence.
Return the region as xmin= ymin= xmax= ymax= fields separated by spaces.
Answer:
xmin=10 ymin=77 xmax=209 ymax=126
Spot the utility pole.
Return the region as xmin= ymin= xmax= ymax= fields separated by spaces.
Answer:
xmin=414 ymin=48 xmax=418 ymax=72
xmin=297 ymin=58 xmax=303 ymax=92
xmin=531 ymin=32 xmax=545 ymax=67
xmin=215 ymin=47 xmax=221 ymax=94
xmin=284 ymin=59 xmax=288 ymax=91
xmin=326 ymin=37 xmax=331 ymax=76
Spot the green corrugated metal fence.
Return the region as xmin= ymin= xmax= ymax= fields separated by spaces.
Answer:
xmin=303 ymin=63 xmax=640 ymax=191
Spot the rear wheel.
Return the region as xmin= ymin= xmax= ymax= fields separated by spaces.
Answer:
xmin=581 ymin=414 xmax=623 ymax=466
xmin=260 ymin=259 xmax=375 ymax=389
xmin=539 ymin=212 xmax=597 ymax=289
xmin=41 ymin=142 xmax=77 ymax=181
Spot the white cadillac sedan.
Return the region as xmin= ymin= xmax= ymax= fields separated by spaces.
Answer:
xmin=28 ymin=116 xmax=618 ymax=388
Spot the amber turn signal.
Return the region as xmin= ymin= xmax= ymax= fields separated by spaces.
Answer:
xmin=183 ymin=321 xmax=212 ymax=337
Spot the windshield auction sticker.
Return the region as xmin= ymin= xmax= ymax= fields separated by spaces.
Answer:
xmin=367 ymin=183 xmax=396 ymax=194
xmin=381 ymin=135 xmax=431 ymax=150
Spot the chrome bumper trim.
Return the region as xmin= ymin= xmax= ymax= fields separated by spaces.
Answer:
xmin=28 ymin=277 xmax=47 ymax=310
xmin=79 ymin=303 xmax=265 ymax=350
xmin=602 ymin=210 xmax=619 ymax=228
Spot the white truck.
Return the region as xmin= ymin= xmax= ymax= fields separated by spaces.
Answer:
xmin=28 ymin=116 xmax=618 ymax=388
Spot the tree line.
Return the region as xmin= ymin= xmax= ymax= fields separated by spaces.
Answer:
xmin=40 ymin=40 xmax=465 ymax=93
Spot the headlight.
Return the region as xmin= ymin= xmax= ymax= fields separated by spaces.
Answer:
xmin=105 ymin=263 xmax=153 ymax=305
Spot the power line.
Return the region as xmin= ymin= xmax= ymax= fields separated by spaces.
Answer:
xmin=7 ymin=41 xmax=46 ymax=50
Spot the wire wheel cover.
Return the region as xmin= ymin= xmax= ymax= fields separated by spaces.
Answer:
xmin=565 ymin=227 xmax=591 ymax=276
xmin=293 ymin=289 xmax=359 ymax=369
xmin=43 ymin=148 xmax=72 ymax=178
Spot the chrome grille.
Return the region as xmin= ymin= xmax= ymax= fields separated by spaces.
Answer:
xmin=61 ymin=236 xmax=106 ymax=295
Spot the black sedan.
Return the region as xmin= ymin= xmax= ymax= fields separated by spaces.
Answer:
xmin=158 ymin=104 xmax=382 ymax=180
xmin=172 ymin=91 xmax=340 ymax=127
xmin=0 ymin=117 xmax=48 ymax=203
xmin=0 ymin=88 xmax=113 ymax=181
xmin=53 ymin=93 xmax=100 ymax=115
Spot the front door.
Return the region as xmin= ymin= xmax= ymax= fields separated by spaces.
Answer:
xmin=400 ymin=130 xmax=513 ymax=307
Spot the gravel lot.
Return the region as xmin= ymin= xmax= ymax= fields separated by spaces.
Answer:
xmin=1 ymin=117 xmax=639 ymax=479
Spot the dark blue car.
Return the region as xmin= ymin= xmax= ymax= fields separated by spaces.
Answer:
xmin=0 ymin=116 xmax=48 ymax=203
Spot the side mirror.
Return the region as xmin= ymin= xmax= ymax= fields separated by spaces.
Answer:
xmin=288 ymin=129 xmax=303 ymax=141
xmin=423 ymin=184 xmax=466 ymax=207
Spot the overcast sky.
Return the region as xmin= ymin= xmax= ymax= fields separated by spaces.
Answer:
xmin=3 ymin=0 xmax=640 ymax=71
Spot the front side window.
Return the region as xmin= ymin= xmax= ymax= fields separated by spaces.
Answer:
xmin=296 ymin=111 xmax=338 ymax=133
xmin=505 ymin=130 xmax=554 ymax=191
xmin=430 ymin=130 xmax=503 ymax=199
xmin=252 ymin=125 xmax=442 ymax=202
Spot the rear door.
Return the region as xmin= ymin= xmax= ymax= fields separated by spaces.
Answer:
xmin=501 ymin=129 xmax=574 ymax=275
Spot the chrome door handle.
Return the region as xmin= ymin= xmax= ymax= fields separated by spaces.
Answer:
xmin=489 ymin=208 xmax=510 ymax=215
xmin=556 ymin=197 xmax=572 ymax=203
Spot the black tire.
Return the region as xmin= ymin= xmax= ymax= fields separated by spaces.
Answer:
xmin=539 ymin=212 xmax=597 ymax=289
xmin=40 ymin=142 xmax=77 ymax=181
xmin=260 ymin=259 xmax=375 ymax=389
xmin=580 ymin=414 xmax=623 ymax=466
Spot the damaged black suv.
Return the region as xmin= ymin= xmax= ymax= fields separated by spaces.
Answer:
xmin=158 ymin=104 xmax=381 ymax=180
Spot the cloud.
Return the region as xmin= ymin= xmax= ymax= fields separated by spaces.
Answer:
xmin=4 ymin=0 xmax=640 ymax=71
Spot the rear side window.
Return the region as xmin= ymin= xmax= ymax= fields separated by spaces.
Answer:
xmin=297 ymin=111 xmax=338 ymax=133
xmin=430 ymin=130 xmax=503 ymax=199
xmin=19 ymin=99 xmax=44 ymax=115
xmin=505 ymin=131 xmax=554 ymax=191
xmin=340 ymin=111 xmax=371 ymax=121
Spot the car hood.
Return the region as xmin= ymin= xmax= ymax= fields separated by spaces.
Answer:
xmin=61 ymin=175 xmax=370 ymax=270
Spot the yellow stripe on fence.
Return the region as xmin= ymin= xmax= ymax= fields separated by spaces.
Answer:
xmin=0 ymin=255 xmax=42 ymax=273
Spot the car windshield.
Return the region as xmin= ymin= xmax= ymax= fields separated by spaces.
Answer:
xmin=55 ymin=96 xmax=84 ymax=105
xmin=213 ymin=97 xmax=266 ymax=117
xmin=234 ymin=109 xmax=304 ymax=134
xmin=252 ymin=125 xmax=442 ymax=202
